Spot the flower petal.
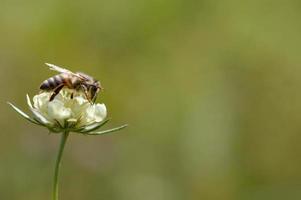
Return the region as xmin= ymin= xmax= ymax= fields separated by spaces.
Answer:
xmin=94 ymin=104 xmax=107 ymax=122
xmin=82 ymin=103 xmax=107 ymax=125
xmin=47 ymin=100 xmax=72 ymax=124
xmin=26 ymin=94 xmax=33 ymax=109
xmin=30 ymin=108 xmax=51 ymax=125
xmin=33 ymin=92 xmax=50 ymax=112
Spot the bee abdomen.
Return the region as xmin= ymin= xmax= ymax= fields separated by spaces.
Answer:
xmin=40 ymin=75 xmax=65 ymax=90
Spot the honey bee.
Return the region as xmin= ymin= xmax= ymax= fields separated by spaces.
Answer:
xmin=40 ymin=63 xmax=102 ymax=103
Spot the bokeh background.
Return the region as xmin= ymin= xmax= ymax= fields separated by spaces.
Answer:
xmin=1 ymin=0 xmax=301 ymax=199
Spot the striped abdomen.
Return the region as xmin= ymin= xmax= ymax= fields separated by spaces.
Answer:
xmin=40 ymin=73 xmax=70 ymax=90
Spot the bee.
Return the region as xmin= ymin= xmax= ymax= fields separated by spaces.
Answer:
xmin=40 ymin=63 xmax=102 ymax=103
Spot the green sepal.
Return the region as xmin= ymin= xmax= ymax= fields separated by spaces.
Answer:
xmin=78 ymin=118 xmax=110 ymax=133
xmin=87 ymin=124 xmax=128 ymax=136
xmin=7 ymin=102 xmax=40 ymax=125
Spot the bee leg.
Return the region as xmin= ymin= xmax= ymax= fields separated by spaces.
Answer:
xmin=50 ymin=84 xmax=64 ymax=101
xmin=81 ymin=85 xmax=92 ymax=104
xmin=84 ymin=90 xmax=92 ymax=104
xmin=71 ymin=93 xmax=74 ymax=99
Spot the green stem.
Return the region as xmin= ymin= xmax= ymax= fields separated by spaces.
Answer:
xmin=53 ymin=131 xmax=69 ymax=200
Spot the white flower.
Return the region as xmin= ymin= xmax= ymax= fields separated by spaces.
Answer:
xmin=8 ymin=89 xmax=127 ymax=135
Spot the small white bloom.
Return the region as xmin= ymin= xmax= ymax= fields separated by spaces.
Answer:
xmin=9 ymin=89 xmax=127 ymax=135
xmin=30 ymin=90 xmax=107 ymax=131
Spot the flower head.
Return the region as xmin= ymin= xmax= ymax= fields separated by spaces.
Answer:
xmin=9 ymin=89 xmax=127 ymax=135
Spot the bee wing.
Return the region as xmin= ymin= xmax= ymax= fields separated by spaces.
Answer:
xmin=76 ymin=72 xmax=94 ymax=80
xmin=45 ymin=63 xmax=84 ymax=79
xmin=45 ymin=63 xmax=74 ymax=74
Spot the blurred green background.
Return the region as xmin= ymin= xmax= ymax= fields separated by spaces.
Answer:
xmin=1 ymin=0 xmax=301 ymax=199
